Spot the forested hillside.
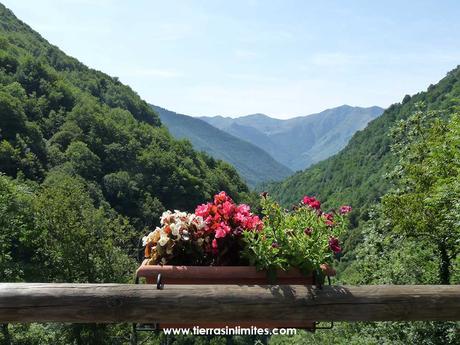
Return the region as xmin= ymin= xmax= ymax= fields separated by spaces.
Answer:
xmin=0 ymin=4 xmax=249 ymax=343
xmin=153 ymin=105 xmax=292 ymax=186
xmin=269 ymin=69 xmax=460 ymax=343
xmin=201 ymin=105 xmax=383 ymax=171
xmin=0 ymin=3 xmax=249 ymax=225
xmin=267 ymin=66 xmax=460 ymax=227
xmin=1 ymin=2 xmax=459 ymax=344
xmin=264 ymin=65 xmax=460 ymax=344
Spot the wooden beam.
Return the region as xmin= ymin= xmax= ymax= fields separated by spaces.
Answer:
xmin=0 ymin=283 xmax=459 ymax=323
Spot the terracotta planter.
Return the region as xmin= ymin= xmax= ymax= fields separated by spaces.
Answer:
xmin=135 ymin=260 xmax=317 ymax=330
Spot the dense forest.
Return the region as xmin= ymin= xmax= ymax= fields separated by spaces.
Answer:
xmin=0 ymin=4 xmax=252 ymax=344
xmin=0 ymin=2 xmax=459 ymax=345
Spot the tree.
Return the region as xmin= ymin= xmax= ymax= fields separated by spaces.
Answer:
xmin=382 ymin=108 xmax=460 ymax=284
xmin=65 ymin=141 xmax=101 ymax=181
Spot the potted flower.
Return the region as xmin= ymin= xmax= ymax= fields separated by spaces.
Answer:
xmin=242 ymin=194 xmax=351 ymax=284
xmin=136 ymin=191 xmax=351 ymax=328
xmin=137 ymin=191 xmax=267 ymax=284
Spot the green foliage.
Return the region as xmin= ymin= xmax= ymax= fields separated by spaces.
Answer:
xmin=243 ymin=196 xmax=348 ymax=274
xmin=267 ymin=66 xmax=460 ymax=212
xmin=381 ymin=108 xmax=460 ymax=284
xmin=0 ymin=3 xmax=248 ymax=231
xmin=0 ymin=4 xmax=250 ymax=344
xmin=0 ymin=174 xmax=35 ymax=282
xmin=266 ymin=65 xmax=460 ymax=268
xmin=31 ymin=172 xmax=137 ymax=283
xmin=264 ymin=67 xmax=460 ymax=344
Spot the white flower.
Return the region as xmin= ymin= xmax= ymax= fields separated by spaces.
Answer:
xmin=142 ymin=228 xmax=160 ymax=246
xmin=158 ymin=231 xmax=169 ymax=246
xmin=174 ymin=210 xmax=187 ymax=218
xmin=160 ymin=210 xmax=172 ymax=225
xmin=170 ymin=223 xmax=180 ymax=237
xmin=193 ymin=216 xmax=205 ymax=229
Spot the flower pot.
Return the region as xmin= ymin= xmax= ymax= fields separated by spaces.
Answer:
xmin=135 ymin=259 xmax=317 ymax=330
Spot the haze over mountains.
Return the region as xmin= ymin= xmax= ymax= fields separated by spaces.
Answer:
xmin=152 ymin=105 xmax=293 ymax=187
xmin=200 ymin=105 xmax=384 ymax=171
xmin=155 ymin=105 xmax=383 ymax=185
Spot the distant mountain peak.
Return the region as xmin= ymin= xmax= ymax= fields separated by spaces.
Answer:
xmin=200 ymin=105 xmax=384 ymax=171
xmin=241 ymin=113 xmax=271 ymax=119
xmin=152 ymin=105 xmax=292 ymax=187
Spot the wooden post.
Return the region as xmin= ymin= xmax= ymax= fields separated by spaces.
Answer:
xmin=0 ymin=283 xmax=459 ymax=323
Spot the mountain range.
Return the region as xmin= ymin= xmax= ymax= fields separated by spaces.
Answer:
xmin=200 ymin=105 xmax=384 ymax=171
xmin=153 ymin=104 xmax=384 ymax=186
xmin=266 ymin=66 xmax=460 ymax=229
xmin=152 ymin=105 xmax=293 ymax=187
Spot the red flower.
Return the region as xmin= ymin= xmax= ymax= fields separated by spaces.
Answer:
xmin=212 ymin=239 xmax=218 ymax=254
xmin=339 ymin=205 xmax=352 ymax=215
xmin=302 ymin=196 xmax=321 ymax=210
xmin=304 ymin=227 xmax=313 ymax=236
xmin=323 ymin=213 xmax=334 ymax=227
xmin=214 ymin=191 xmax=231 ymax=204
xmin=328 ymin=237 xmax=341 ymax=254
xmin=195 ymin=192 xmax=264 ymax=253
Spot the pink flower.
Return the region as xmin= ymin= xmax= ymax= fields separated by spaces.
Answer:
xmin=233 ymin=212 xmax=246 ymax=223
xmin=215 ymin=222 xmax=231 ymax=238
xmin=304 ymin=227 xmax=313 ymax=236
xmin=302 ymin=196 xmax=321 ymax=210
xmin=221 ymin=201 xmax=234 ymax=218
xmin=329 ymin=237 xmax=341 ymax=254
xmin=339 ymin=205 xmax=352 ymax=215
xmin=236 ymin=204 xmax=250 ymax=215
xmin=195 ymin=203 xmax=211 ymax=218
xmin=271 ymin=242 xmax=280 ymax=249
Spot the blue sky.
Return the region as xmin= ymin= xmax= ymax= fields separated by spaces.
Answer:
xmin=3 ymin=0 xmax=460 ymax=119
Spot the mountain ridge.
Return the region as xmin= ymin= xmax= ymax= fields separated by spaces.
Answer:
xmin=152 ymin=105 xmax=293 ymax=187
xmin=266 ymin=65 xmax=460 ymax=226
xmin=200 ymin=105 xmax=384 ymax=171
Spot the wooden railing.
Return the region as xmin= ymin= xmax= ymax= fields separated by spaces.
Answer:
xmin=1 ymin=283 xmax=459 ymax=323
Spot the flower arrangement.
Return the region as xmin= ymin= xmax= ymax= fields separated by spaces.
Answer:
xmin=242 ymin=194 xmax=351 ymax=275
xmin=142 ymin=191 xmax=351 ymax=276
xmin=143 ymin=191 xmax=262 ymax=265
